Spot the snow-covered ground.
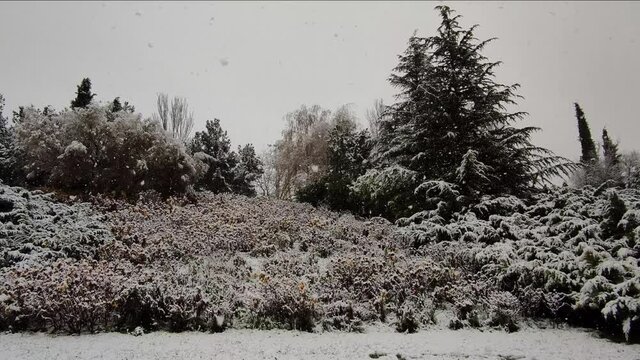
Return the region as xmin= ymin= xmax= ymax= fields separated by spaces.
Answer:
xmin=1 ymin=328 xmax=638 ymax=360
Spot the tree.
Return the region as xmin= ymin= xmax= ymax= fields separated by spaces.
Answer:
xmin=154 ymin=93 xmax=194 ymax=143
xmin=571 ymin=123 xmax=625 ymax=188
xmin=110 ymin=97 xmax=135 ymax=114
xmin=231 ymin=144 xmax=264 ymax=197
xmin=107 ymin=97 xmax=135 ymax=122
xmin=575 ymin=103 xmax=598 ymax=164
xmin=602 ymin=128 xmax=620 ymax=167
xmin=0 ymin=94 xmax=9 ymax=144
xmin=190 ymin=119 xmax=238 ymax=193
xmin=156 ymin=93 xmax=170 ymax=130
xmin=2 ymin=101 xmax=57 ymax=185
xmin=256 ymin=146 xmax=277 ymax=197
xmin=0 ymin=94 xmax=17 ymax=183
xmin=272 ymin=105 xmax=332 ymax=199
xmin=376 ymin=6 xmax=574 ymax=199
xmin=170 ymin=97 xmax=194 ymax=143
xmin=111 ymin=97 xmax=123 ymax=113
xmin=365 ymin=98 xmax=387 ymax=140
xmin=621 ymin=151 xmax=640 ymax=189
xmin=14 ymin=104 xmax=197 ymax=196
xmin=70 ymin=78 xmax=96 ymax=109
xmin=296 ymin=105 xmax=372 ymax=210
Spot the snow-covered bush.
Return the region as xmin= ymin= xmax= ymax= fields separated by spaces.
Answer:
xmin=351 ymin=165 xmax=421 ymax=219
xmin=0 ymin=184 xmax=113 ymax=268
xmin=1 ymin=182 xmax=639 ymax=342
xmin=15 ymin=105 xmax=199 ymax=197
xmin=245 ymin=276 xmax=319 ymax=331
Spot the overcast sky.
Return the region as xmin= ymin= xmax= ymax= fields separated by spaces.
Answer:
xmin=1 ymin=1 xmax=639 ymax=159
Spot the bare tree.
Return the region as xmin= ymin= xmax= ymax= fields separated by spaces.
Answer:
xmin=256 ymin=146 xmax=277 ymax=197
xmin=157 ymin=93 xmax=169 ymax=131
xmin=365 ymin=98 xmax=386 ymax=140
xmin=272 ymin=105 xmax=332 ymax=199
xmin=170 ymin=97 xmax=194 ymax=143
xmin=154 ymin=93 xmax=194 ymax=143
xmin=621 ymin=151 xmax=640 ymax=188
xmin=269 ymin=104 xmax=360 ymax=200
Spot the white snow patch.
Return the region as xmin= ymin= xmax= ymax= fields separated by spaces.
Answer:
xmin=0 ymin=328 xmax=638 ymax=360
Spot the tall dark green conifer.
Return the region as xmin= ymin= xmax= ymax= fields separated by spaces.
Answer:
xmin=111 ymin=97 xmax=123 ymax=113
xmin=574 ymin=103 xmax=598 ymax=164
xmin=232 ymin=144 xmax=264 ymax=197
xmin=0 ymin=94 xmax=12 ymax=182
xmin=377 ymin=6 xmax=573 ymax=196
xmin=190 ymin=119 xmax=238 ymax=193
xmin=70 ymin=78 xmax=96 ymax=109
xmin=602 ymin=128 xmax=620 ymax=167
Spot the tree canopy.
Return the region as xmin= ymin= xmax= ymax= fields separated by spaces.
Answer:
xmin=377 ymin=5 xmax=575 ymax=197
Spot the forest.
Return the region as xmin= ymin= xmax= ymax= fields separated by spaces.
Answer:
xmin=0 ymin=5 xmax=639 ymax=345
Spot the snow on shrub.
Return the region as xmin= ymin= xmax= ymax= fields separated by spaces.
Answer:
xmin=1 ymin=182 xmax=639 ymax=342
xmin=0 ymin=184 xmax=113 ymax=268
xmin=15 ymin=105 xmax=199 ymax=197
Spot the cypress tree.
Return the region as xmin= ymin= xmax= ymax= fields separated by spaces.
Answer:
xmin=575 ymin=103 xmax=598 ymax=164
xmin=70 ymin=78 xmax=97 ymax=109
xmin=602 ymin=128 xmax=620 ymax=167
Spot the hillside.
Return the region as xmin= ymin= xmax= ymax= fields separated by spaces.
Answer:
xmin=0 ymin=183 xmax=639 ymax=343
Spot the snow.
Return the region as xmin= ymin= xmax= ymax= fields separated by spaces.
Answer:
xmin=0 ymin=328 xmax=638 ymax=360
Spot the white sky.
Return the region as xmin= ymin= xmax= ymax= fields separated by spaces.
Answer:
xmin=0 ymin=1 xmax=639 ymax=160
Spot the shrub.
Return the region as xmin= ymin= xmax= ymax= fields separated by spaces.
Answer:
xmin=15 ymin=105 xmax=199 ymax=197
xmin=246 ymin=276 xmax=319 ymax=331
xmin=351 ymin=165 xmax=421 ymax=220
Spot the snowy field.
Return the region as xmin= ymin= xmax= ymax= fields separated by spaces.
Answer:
xmin=1 ymin=328 xmax=639 ymax=360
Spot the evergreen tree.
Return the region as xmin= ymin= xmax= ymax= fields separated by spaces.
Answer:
xmin=602 ymin=128 xmax=620 ymax=167
xmin=0 ymin=94 xmax=15 ymax=183
xmin=377 ymin=6 xmax=574 ymax=197
xmin=296 ymin=107 xmax=372 ymax=211
xmin=0 ymin=95 xmax=9 ymax=143
xmin=324 ymin=121 xmax=372 ymax=210
xmin=601 ymin=190 xmax=626 ymax=239
xmin=231 ymin=144 xmax=264 ymax=197
xmin=70 ymin=78 xmax=96 ymax=109
xmin=111 ymin=97 xmax=123 ymax=113
xmin=575 ymin=103 xmax=598 ymax=164
xmin=190 ymin=119 xmax=238 ymax=193
xmin=107 ymin=97 xmax=135 ymax=121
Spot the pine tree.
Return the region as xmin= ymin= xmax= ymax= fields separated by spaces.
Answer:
xmin=0 ymin=95 xmax=9 ymax=143
xmin=575 ymin=103 xmax=598 ymax=164
xmin=231 ymin=144 xmax=264 ymax=197
xmin=0 ymin=94 xmax=15 ymax=183
xmin=70 ymin=78 xmax=96 ymax=109
xmin=602 ymin=128 xmax=620 ymax=167
xmin=107 ymin=97 xmax=135 ymax=121
xmin=190 ymin=119 xmax=238 ymax=193
xmin=111 ymin=97 xmax=123 ymax=113
xmin=377 ymin=6 xmax=574 ymax=197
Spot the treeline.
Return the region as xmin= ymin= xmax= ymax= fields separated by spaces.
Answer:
xmin=0 ymin=79 xmax=264 ymax=198
xmin=1 ymin=5 xmax=637 ymax=215
xmin=261 ymin=6 xmax=583 ymax=221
